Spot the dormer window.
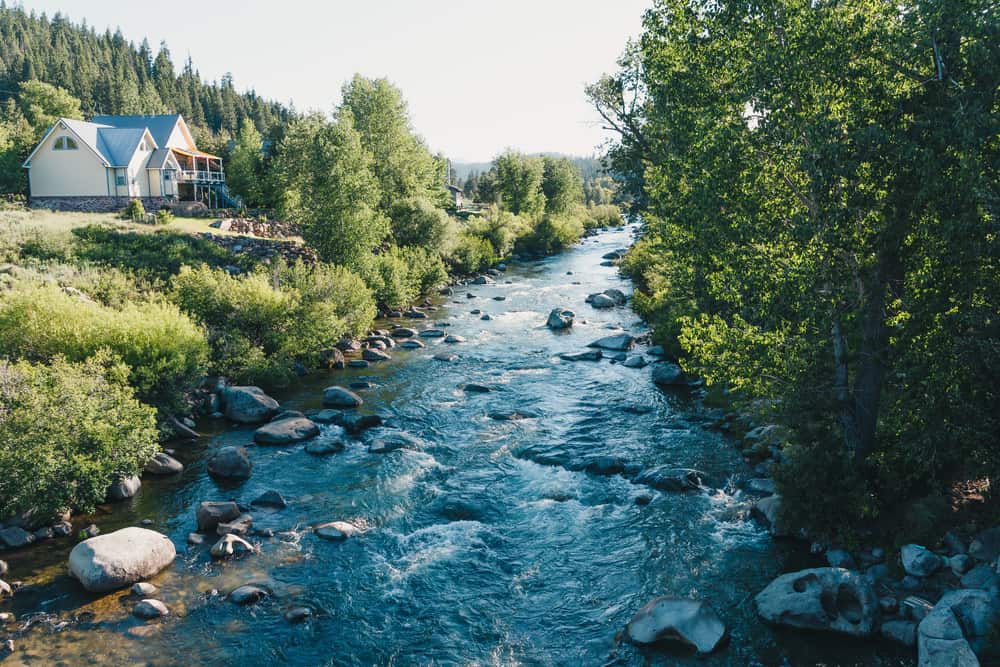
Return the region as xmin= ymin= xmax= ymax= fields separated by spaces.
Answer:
xmin=53 ymin=136 xmax=78 ymax=150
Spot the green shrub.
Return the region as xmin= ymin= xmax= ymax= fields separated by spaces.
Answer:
xmin=448 ymin=232 xmax=496 ymax=275
xmin=360 ymin=249 xmax=416 ymax=308
xmin=464 ymin=206 xmax=525 ymax=259
xmin=72 ymin=225 xmax=248 ymax=280
xmin=0 ymin=354 xmax=159 ymax=519
xmin=581 ymin=203 xmax=624 ymax=229
xmin=171 ymin=262 xmax=375 ymax=386
xmin=154 ymin=208 xmax=174 ymax=225
xmin=515 ymin=212 xmax=584 ymax=257
xmin=389 ymin=196 xmax=454 ymax=252
xmin=399 ymin=245 xmax=448 ymax=296
xmin=123 ymin=198 xmax=145 ymax=222
xmin=0 ymin=283 xmax=208 ymax=411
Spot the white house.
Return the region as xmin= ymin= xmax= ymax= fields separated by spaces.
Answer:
xmin=22 ymin=114 xmax=236 ymax=211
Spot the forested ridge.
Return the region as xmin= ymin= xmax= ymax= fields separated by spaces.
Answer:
xmin=597 ymin=0 xmax=1000 ymax=542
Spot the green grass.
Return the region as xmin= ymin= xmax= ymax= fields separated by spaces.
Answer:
xmin=0 ymin=208 xmax=249 ymax=238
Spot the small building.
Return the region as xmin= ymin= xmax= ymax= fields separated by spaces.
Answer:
xmin=446 ymin=184 xmax=464 ymax=209
xmin=22 ymin=114 xmax=238 ymax=212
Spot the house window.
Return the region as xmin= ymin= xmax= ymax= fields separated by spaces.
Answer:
xmin=53 ymin=136 xmax=78 ymax=150
xmin=115 ymin=175 xmax=126 ymax=187
xmin=163 ymin=171 xmax=171 ymax=181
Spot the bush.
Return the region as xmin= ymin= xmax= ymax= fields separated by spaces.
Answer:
xmin=123 ymin=198 xmax=145 ymax=222
xmin=155 ymin=208 xmax=174 ymax=225
xmin=515 ymin=212 xmax=584 ymax=257
xmin=464 ymin=206 xmax=525 ymax=259
xmin=399 ymin=245 xmax=448 ymax=296
xmin=171 ymin=262 xmax=376 ymax=386
xmin=72 ymin=225 xmax=249 ymax=281
xmin=360 ymin=249 xmax=416 ymax=308
xmin=0 ymin=283 xmax=208 ymax=411
xmin=448 ymin=232 xmax=497 ymax=275
xmin=581 ymin=203 xmax=624 ymax=229
xmin=389 ymin=196 xmax=454 ymax=252
xmin=0 ymin=354 xmax=159 ymax=519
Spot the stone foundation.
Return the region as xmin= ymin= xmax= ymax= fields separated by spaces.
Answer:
xmin=29 ymin=196 xmax=177 ymax=213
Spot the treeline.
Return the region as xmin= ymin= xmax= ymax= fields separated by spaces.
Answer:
xmin=457 ymin=155 xmax=619 ymax=207
xmin=598 ymin=0 xmax=1000 ymax=543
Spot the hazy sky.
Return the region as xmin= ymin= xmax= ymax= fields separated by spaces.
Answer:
xmin=18 ymin=0 xmax=650 ymax=162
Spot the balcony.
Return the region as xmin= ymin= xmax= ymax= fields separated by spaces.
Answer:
xmin=176 ymin=169 xmax=225 ymax=183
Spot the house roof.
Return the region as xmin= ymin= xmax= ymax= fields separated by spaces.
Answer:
xmin=96 ymin=127 xmax=149 ymax=167
xmin=146 ymin=148 xmax=174 ymax=169
xmin=91 ymin=114 xmax=182 ymax=148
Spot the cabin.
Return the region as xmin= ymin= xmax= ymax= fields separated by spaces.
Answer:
xmin=446 ymin=184 xmax=464 ymax=209
xmin=22 ymin=114 xmax=239 ymax=211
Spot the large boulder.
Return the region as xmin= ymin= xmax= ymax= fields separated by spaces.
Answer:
xmin=0 ymin=527 xmax=34 ymax=549
xmin=968 ymin=527 xmax=1000 ymax=562
xmin=253 ymin=417 xmax=320 ymax=445
xmin=546 ymin=308 xmax=575 ymax=330
xmin=322 ymin=386 xmax=363 ymax=409
xmin=222 ymin=386 xmax=279 ymax=424
xmin=68 ymin=527 xmax=176 ymax=593
xmin=754 ymin=567 xmax=877 ymax=637
xmin=314 ymin=521 xmax=362 ymax=541
xmin=625 ymin=597 xmax=727 ymax=653
xmin=196 ymin=501 xmax=241 ymax=532
xmin=902 ymin=544 xmax=942 ymax=578
xmin=632 ymin=466 xmax=705 ymax=492
xmin=143 ymin=452 xmax=183 ymax=475
xmin=602 ymin=288 xmax=627 ymax=305
xmin=752 ymin=495 xmax=791 ymax=537
xmin=106 ymin=475 xmax=141 ymax=502
xmin=589 ymin=293 xmax=616 ymax=309
xmin=560 ymin=350 xmax=603 ymax=362
xmin=651 ymin=362 xmax=687 ymax=387
xmin=587 ymin=333 xmax=634 ymax=351
xmin=918 ymin=589 xmax=1000 ymax=667
xmin=207 ymin=446 xmax=252 ymax=480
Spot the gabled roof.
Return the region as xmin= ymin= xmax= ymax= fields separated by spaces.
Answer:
xmin=22 ymin=117 xmax=111 ymax=167
xmin=146 ymin=148 xmax=174 ymax=169
xmin=91 ymin=114 xmax=183 ymax=149
xmin=96 ymin=127 xmax=149 ymax=167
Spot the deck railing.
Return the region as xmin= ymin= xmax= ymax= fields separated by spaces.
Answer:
xmin=176 ymin=170 xmax=225 ymax=183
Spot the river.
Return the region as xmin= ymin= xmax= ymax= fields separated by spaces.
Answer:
xmin=2 ymin=224 xmax=911 ymax=666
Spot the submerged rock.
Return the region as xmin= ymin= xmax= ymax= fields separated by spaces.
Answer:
xmin=560 ymin=350 xmax=602 ymax=362
xmin=305 ymin=439 xmax=345 ymax=456
xmin=632 ymin=466 xmax=705 ymax=492
xmin=228 ymin=585 xmax=268 ymax=605
xmin=754 ymin=567 xmax=877 ymax=637
xmin=132 ymin=599 xmax=169 ymax=620
xmin=587 ymin=333 xmax=634 ymax=351
xmin=314 ymin=521 xmax=362 ymax=541
xmin=68 ymin=527 xmax=176 ymax=593
xmin=196 ymin=501 xmax=241 ymax=532
xmin=253 ymin=417 xmax=320 ymax=445
xmin=251 ymin=490 xmax=288 ymax=509
xmin=362 ymin=348 xmax=391 ymax=362
xmin=625 ymin=597 xmax=727 ymax=654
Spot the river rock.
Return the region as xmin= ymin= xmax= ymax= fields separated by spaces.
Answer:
xmin=207 ymin=446 xmax=252 ymax=480
xmin=253 ymin=417 xmax=320 ymax=445
xmin=347 ymin=360 xmax=369 ymax=368
xmin=362 ymin=348 xmax=391 ymax=362
xmin=602 ymin=288 xmax=627 ymax=305
xmin=0 ymin=580 xmax=10 ymax=598
xmin=315 ymin=411 xmax=381 ymax=433
xmin=222 ymin=386 xmax=279 ymax=423
xmin=745 ymin=478 xmax=777 ymax=495
xmin=471 ymin=275 xmax=493 ymax=285
xmin=0 ymin=527 xmax=34 ymax=549
xmin=285 ymin=606 xmax=313 ymax=623
xmin=826 ymin=549 xmax=857 ymax=570
xmin=68 ymin=527 xmax=176 ymax=593
xmin=196 ymin=501 xmax=241 ymax=532
xmin=419 ymin=329 xmax=446 ymax=338
xmin=968 ymin=527 xmax=1000 ymax=562
xmin=918 ymin=589 xmax=1000 ymax=666
xmin=960 ymin=564 xmax=999 ymax=590
xmin=463 ymin=383 xmax=493 ymax=393
xmin=390 ymin=328 xmax=418 ymax=338
xmin=902 ymin=544 xmax=942 ymax=578
xmin=400 ymin=340 xmax=425 ymax=349
xmin=228 ymin=585 xmax=268 ymax=605
xmin=216 ymin=513 xmax=253 ymax=536
xmin=314 ymin=521 xmax=361 ymax=541
xmin=323 ymin=386 xmax=363 ymax=408
xmin=144 ymin=452 xmax=183 ymax=475
xmin=546 ymin=307 xmax=575 ymax=330
xmin=560 ymin=350 xmax=602 ymax=362
xmin=211 ymin=534 xmax=254 ymax=559
xmin=106 ymin=475 xmax=141 ymax=501
xmin=754 ymin=567 xmax=877 ymax=636
xmin=132 ymin=599 xmax=169 ymax=620
xmin=622 ymin=355 xmax=647 ymax=368
xmin=0 ymin=561 xmax=7 ymax=576
xmin=444 ymin=334 xmax=465 ymax=344
xmin=271 ymin=409 xmax=305 ymax=422
xmin=251 ymin=490 xmax=288 ymax=509
xmin=632 ymin=466 xmax=705 ymax=492
xmin=589 ymin=293 xmax=616 ymax=309
xmin=625 ymin=597 xmax=726 ymax=653
xmin=434 ymin=353 xmax=459 ymax=362
xmin=305 ymin=439 xmax=345 ymax=456
xmin=587 ymin=333 xmax=634 ymax=351
xmin=489 ymin=409 xmax=541 ymax=421
xmin=752 ymin=495 xmax=791 ymax=537
xmin=882 ymin=620 xmax=918 ymax=647
xmin=480 ymin=314 xmax=492 ymax=321
xmin=366 ymin=430 xmax=421 ymax=454
xmin=651 ymin=362 xmax=686 ymax=387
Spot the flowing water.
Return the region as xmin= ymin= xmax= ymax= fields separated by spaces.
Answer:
xmin=2 ymin=225 xmax=911 ymax=666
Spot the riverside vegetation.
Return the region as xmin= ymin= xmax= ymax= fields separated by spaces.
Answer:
xmin=0 ymin=9 xmax=624 ymax=529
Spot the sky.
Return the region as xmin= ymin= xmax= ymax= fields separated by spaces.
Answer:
xmin=18 ymin=0 xmax=650 ymax=162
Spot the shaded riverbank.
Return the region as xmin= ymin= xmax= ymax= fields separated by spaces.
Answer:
xmin=0 ymin=224 xmax=911 ymax=665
